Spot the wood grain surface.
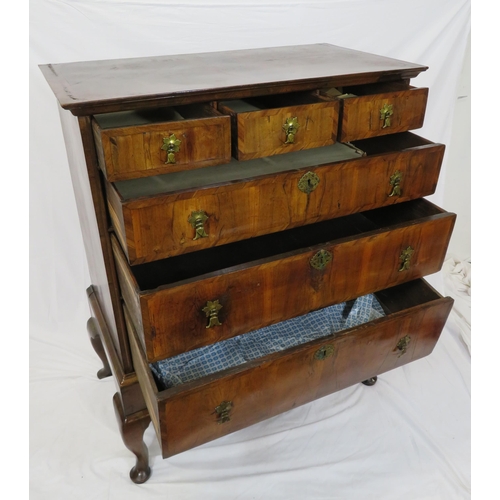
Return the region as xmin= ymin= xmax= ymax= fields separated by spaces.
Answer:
xmin=108 ymin=133 xmax=444 ymax=265
xmin=127 ymin=278 xmax=453 ymax=458
xmin=339 ymin=87 xmax=428 ymax=142
xmin=113 ymin=199 xmax=455 ymax=361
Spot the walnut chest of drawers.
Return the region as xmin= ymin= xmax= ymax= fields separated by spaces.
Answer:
xmin=40 ymin=44 xmax=455 ymax=483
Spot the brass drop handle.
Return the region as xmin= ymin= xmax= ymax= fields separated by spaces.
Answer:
xmin=202 ymin=300 xmax=223 ymax=329
xmin=283 ymin=116 xmax=300 ymax=144
xmin=398 ymin=246 xmax=414 ymax=272
xmin=380 ymin=103 xmax=394 ymax=129
xmin=214 ymin=400 xmax=233 ymax=424
xmin=188 ymin=211 xmax=209 ymax=240
xmin=314 ymin=344 xmax=335 ymax=360
xmin=310 ymin=249 xmax=332 ymax=271
xmin=161 ymin=133 xmax=182 ymax=164
xmin=389 ymin=170 xmax=402 ymax=197
xmin=395 ymin=335 xmax=411 ymax=357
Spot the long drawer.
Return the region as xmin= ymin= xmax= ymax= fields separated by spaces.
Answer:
xmin=108 ymin=132 xmax=444 ymax=265
xmin=126 ymin=279 xmax=453 ymax=459
xmin=113 ymin=198 xmax=455 ymax=362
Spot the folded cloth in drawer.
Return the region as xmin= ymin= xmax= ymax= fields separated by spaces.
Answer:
xmin=150 ymin=294 xmax=385 ymax=389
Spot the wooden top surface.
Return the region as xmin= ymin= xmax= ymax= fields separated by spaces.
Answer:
xmin=40 ymin=44 xmax=427 ymax=115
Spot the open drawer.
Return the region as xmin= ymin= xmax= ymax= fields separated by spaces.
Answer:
xmin=108 ymin=132 xmax=445 ymax=265
xmin=321 ymin=83 xmax=428 ymax=142
xmin=126 ymin=278 xmax=454 ymax=459
xmin=92 ymin=103 xmax=231 ymax=181
xmin=113 ymin=198 xmax=455 ymax=362
xmin=217 ymin=92 xmax=339 ymax=160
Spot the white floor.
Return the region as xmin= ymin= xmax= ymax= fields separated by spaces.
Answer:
xmin=30 ymin=269 xmax=471 ymax=500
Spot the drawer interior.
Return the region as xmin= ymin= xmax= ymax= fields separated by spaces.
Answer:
xmin=93 ymin=103 xmax=222 ymax=130
xmin=320 ymin=81 xmax=413 ymax=100
xmin=129 ymin=198 xmax=445 ymax=291
xmin=148 ymin=278 xmax=444 ymax=392
xmin=113 ymin=132 xmax=435 ymax=200
xmin=218 ymin=91 xmax=328 ymax=114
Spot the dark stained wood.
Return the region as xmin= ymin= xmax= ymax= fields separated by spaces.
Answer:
xmin=113 ymin=393 xmax=151 ymax=484
xmin=108 ymin=133 xmax=444 ymax=265
xmin=39 ymin=44 xmax=427 ymax=116
xmin=58 ymin=110 xmax=133 ymax=372
xmin=92 ymin=104 xmax=231 ymax=181
xmin=127 ymin=278 xmax=452 ymax=458
xmin=86 ymin=317 xmax=112 ymax=379
xmin=218 ymin=93 xmax=338 ymax=160
xmin=87 ymin=286 xmax=146 ymax=415
xmin=113 ymin=199 xmax=455 ymax=361
xmin=338 ymin=87 xmax=429 ymax=142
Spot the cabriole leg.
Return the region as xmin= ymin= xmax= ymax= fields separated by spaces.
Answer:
xmin=87 ymin=317 xmax=112 ymax=379
xmin=113 ymin=393 xmax=152 ymax=484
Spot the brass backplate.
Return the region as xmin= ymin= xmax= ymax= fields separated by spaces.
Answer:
xmin=310 ymin=249 xmax=332 ymax=271
xmin=298 ymin=171 xmax=320 ymax=194
xmin=315 ymin=344 xmax=335 ymax=360
xmin=398 ymin=246 xmax=414 ymax=272
xmin=395 ymin=335 xmax=411 ymax=356
xmin=214 ymin=400 xmax=233 ymax=423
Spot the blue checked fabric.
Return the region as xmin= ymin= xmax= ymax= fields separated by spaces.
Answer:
xmin=150 ymin=294 xmax=385 ymax=389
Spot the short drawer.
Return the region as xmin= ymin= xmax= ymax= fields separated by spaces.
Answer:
xmin=112 ymin=198 xmax=455 ymax=362
xmin=217 ymin=92 xmax=339 ymax=160
xmin=322 ymin=84 xmax=428 ymax=142
xmin=92 ymin=104 xmax=231 ymax=181
xmin=108 ymin=133 xmax=445 ymax=265
xmin=126 ymin=279 xmax=453 ymax=459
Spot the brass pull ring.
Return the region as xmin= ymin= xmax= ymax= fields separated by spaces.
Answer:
xmin=161 ymin=133 xmax=182 ymax=164
xmin=202 ymin=300 xmax=222 ymax=329
xmin=188 ymin=211 xmax=209 ymax=240
xmin=380 ymin=103 xmax=393 ymax=129
xmin=283 ymin=116 xmax=300 ymax=144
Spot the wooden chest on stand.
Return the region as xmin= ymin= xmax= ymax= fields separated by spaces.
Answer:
xmin=40 ymin=44 xmax=455 ymax=483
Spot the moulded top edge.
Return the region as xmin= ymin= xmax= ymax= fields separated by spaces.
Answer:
xmin=39 ymin=44 xmax=428 ymax=115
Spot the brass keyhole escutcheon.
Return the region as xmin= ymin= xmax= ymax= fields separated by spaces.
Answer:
xmin=389 ymin=170 xmax=402 ymax=197
xmin=161 ymin=133 xmax=182 ymax=164
xmin=315 ymin=344 xmax=335 ymax=360
xmin=395 ymin=335 xmax=411 ymax=357
xmin=380 ymin=103 xmax=394 ymax=129
xmin=202 ymin=300 xmax=223 ymax=329
xmin=214 ymin=400 xmax=233 ymax=424
xmin=283 ymin=116 xmax=300 ymax=144
xmin=310 ymin=249 xmax=332 ymax=271
xmin=188 ymin=211 xmax=209 ymax=240
xmin=398 ymin=246 xmax=414 ymax=272
xmin=298 ymin=171 xmax=320 ymax=194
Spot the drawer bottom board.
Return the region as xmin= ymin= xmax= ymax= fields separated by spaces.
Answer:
xmin=127 ymin=279 xmax=453 ymax=459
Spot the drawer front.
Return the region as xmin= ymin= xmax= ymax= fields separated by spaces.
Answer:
xmin=218 ymin=99 xmax=339 ymax=161
xmin=109 ymin=136 xmax=444 ymax=265
xmin=127 ymin=280 xmax=453 ymax=459
xmin=113 ymin=204 xmax=455 ymax=362
xmin=93 ymin=112 xmax=231 ymax=181
xmin=339 ymin=87 xmax=428 ymax=142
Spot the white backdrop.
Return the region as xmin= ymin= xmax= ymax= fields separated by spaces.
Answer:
xmin=30 ymin=1 xmax=471 ymax=499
